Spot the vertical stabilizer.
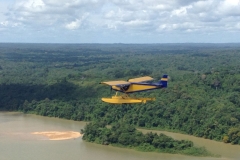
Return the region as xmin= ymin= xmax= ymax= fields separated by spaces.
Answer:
xmin=160 ymin=74 xmax=168 ymax=88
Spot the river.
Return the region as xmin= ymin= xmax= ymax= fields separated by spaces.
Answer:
xmin=0 ymin=112 xmax=239 ymax=160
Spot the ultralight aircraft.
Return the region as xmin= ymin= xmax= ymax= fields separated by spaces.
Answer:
xmin=100 ymin=75 xmax=168 ymax=104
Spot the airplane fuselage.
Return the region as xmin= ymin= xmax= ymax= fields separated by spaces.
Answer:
xmin=112 ymin=83 xmax=163 ymax=93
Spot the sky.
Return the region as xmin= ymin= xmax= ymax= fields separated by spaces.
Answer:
xmin=0 ymin=0 xmax=240 ymax=43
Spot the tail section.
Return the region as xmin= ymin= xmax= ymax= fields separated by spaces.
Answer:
xmin=160 ymin=74 xmax=168 ymax=88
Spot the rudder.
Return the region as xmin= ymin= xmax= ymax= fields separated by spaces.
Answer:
xmin=160 ymin=74 xmax=168 ymax=88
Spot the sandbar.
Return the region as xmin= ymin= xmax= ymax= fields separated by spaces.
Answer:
xmin=32 ymin=131 xmax=82 ymax=140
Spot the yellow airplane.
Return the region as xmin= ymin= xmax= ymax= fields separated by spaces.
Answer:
xmin=100 ymin=75 xmax=168 ymax=104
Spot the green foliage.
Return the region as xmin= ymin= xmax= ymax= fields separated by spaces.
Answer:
xmin=0 ymin=43 xmax=240 ymax=145
xmin=82 ymin=121 xmax=212 ymax=156
xmin=227 ymin=127 xmax=240 ymax=144
xmin=181 ymin=147 xmax=213 ymax=157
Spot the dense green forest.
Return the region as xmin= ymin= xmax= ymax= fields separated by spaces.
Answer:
xmin=81 ymin=121 xmax=212 ymax=156
xmin=0 ymin=43 xmax=239 ymax=146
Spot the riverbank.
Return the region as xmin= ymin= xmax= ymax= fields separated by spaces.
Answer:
xmin=138 ymin=128 xmax=240 ymax=159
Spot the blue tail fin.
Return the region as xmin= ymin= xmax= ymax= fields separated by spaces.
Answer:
xmin=160 ymin=74 xmax=168 ymax=88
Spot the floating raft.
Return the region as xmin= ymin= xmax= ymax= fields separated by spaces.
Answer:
xmin=102 ymin=95 xmax=155 ymax=104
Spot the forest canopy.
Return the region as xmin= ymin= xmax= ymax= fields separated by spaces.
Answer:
xmin=0 ymin=43 xmax=239 ymax=145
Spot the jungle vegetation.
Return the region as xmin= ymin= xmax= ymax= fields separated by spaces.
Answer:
xmin=81 ymin=121 xmax=213 ymax=156
xmin=0 ymin=43 xmax=239 ymax=148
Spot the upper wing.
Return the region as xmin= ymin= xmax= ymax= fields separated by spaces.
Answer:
xmin=100 ymin=81 xmax=130 ymax=86
xmin=101 ymin=76 xmax=154 ymax=86
xmin=128 ymin=76 xmax=153 ymax=83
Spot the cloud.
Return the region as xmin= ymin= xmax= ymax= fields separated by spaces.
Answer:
xmin=217 ymin=0 xmax=240 ymax=16
xmin=6 ymin=0 xmax=106 ymax=29
xmin=1 ymin=0 xmax=240 ymax=43
xmin=6 ymin=0 xmax=240 ymax=31
xmin=65 ymin=19 xmax=81 ymax=30
xmin=65 ymin=18 xmax=85 ymax=30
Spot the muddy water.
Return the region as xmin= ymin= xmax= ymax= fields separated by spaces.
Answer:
xmin=0 ymin=112 xmax=239 ymax=160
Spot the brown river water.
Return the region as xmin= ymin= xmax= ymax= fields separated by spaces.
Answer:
xmin=0 ymin=112 xmax=239 ymax=160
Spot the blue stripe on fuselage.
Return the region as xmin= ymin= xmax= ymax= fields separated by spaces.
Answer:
xmin=113 ymin=83 xmax=164 ymax=93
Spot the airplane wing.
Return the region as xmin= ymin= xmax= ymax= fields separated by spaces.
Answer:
xmin=100 ymin=81 xmax=130 ymax=86
xmin=128 ymin=76 xmax=154 ymax=83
